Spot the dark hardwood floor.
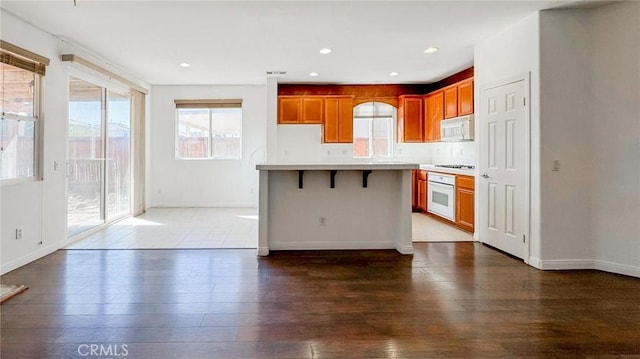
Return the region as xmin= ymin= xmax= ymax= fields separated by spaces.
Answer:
xmin=1 ymin=243 xmax=639 ymax=358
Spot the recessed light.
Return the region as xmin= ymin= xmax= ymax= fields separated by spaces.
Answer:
xmin=179 ymin=62 xmax=191 ymax=68
xmin=388 ymin=72 xmax=399 ymax=77
xmin=309 ymin=72 xmax=319 ymax=77
xmin=423 ymin=47 xmax=439 ymax=54
xmin=319 ymin=48 xmax=332 ymax=55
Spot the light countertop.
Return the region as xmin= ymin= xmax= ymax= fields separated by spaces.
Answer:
xmin=256 ymin=162 xmax=419 ymax=171
xmin=419 ymin=164 xmax=476 ymax=176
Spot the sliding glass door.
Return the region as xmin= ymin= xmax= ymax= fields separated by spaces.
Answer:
xmin=67 ymin=76 xmax=131 ymax=238
xmin=106 ymin=90 xmax=131 ymax=219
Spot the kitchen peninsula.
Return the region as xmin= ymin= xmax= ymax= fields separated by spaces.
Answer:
xmin=256 ymin=162 xmax=419 ymax=255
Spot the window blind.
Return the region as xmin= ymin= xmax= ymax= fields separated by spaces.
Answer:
xmin=0 ymin=40 xmax=50 ymax=76
xmin=174 ymin=99 xmax=242 ymax=109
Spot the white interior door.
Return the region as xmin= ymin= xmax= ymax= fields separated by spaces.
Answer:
xmin=478 ymin=77 xmax=529 ymax=260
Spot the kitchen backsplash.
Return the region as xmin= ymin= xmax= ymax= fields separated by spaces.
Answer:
xmin=276 ymin=124 xmax=475 ymax=164
xmin=429 ymin=142 xmax=476 ymax=165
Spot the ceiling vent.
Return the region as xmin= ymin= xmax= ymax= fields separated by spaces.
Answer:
xmin=266 ymin=71 xmax=287 ymax=77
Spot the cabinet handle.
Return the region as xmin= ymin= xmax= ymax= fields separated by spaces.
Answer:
xmin=481 ymin=173 xmax=490 ymax=179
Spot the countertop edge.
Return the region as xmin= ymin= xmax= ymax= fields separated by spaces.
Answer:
xmin=419 ymin=164 xmax=476 ymax=176
xmin=256 ymin=162 xmax=420 ymax=171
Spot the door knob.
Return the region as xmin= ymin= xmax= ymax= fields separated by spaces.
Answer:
xmin=481 ymin=173 xmax=490 ymax=179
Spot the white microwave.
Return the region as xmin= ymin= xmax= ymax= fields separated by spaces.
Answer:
xmin=440 ymin=115 xmax=474 ymax=142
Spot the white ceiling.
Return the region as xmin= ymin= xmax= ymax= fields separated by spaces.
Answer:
xmin=1 ymin=0 xmax=578 ymax=85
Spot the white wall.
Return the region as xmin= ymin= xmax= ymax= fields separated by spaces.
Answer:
xmin=1 ymin=11 xmax=70 ymax=274
xmin=474 ymin=12 xmax=542 ymax=260
xmin=1 ymin=11 xmax=151 ymax=274
xmin=590 ymin=1 xmax=640 ymax=276
xmin=266 ymin=169 xmax=410 ymax=251
xmin=149 ymin=85 xmax=266 ymax=207
xmin=538 ymin=9 xmax=594 ymax=262
xmin=475 ymin=3 xmax=640 ymax=277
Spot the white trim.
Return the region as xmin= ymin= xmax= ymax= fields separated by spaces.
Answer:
xmin=1 ymin=241 xmax=60 ymax=275
xmin=528 ymin=256 xmax=541 ymax=269
xmin=533 ymin=258 xmax=595 ymax=270
xmin=396 ymin=244 xmax=415 ymax=255
xmin=595 ymin=260 xmax=640 ymax=278
xmin=270 ymin=241 xmax=397 ymax=251
xmin=151 ymin=202 xmax=257 ymax=208
xmin=67 ymin=66 xmax=130 ymax=95
xmin=257 ymin=246 xmax=269 ymax=256
xmin=527 ymin=258 xmax=640 ymax=278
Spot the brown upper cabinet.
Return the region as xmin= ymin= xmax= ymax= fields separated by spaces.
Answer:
xmin=277 ymin=96 xmax=324 ymax=124
xmin=457 ymin=79 xmax=474 ymax=115
xmin=301 ymin=97 xmax=324 ymax=124
xmin=323 ymin=96 xmax=354 ymax=143
xmin=278 ymin=96 xmax=302 ymax=124
xmin=398 ymin=95 xmax=424 ymax=142
xmin=442 ymin=78 xmax=474 ymax=119
xmin=444 ymin=86 xmax=458 ymax=119
xmin=424 ymin=91 xmax=444 ymax=142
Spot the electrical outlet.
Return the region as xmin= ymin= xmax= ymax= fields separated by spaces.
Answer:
xmin=15 ymin=228 xmax=23 ymax=239
xmin=552 ymin=160 xmax=560 ymax=171
xmin=319 ymin=216 xmax=326 ymax=226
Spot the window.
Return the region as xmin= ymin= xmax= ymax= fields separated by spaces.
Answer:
xmin=353 ymin=102 xmax=395 ymax=158
xmin=1 ymin=42 xmax=49 ymax=181
xmin=175 ymin=99 xmax=242 ymax=159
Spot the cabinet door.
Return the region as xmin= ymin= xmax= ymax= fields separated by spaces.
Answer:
xmin=337 ymin=97 xmax=353 ymax=143
xmin=424 ymin=91 xmax=444 ymax=142
xmin=323 ymin=97 xmax=340 ymax=142
xmin=457 ymin=79 xmax=474 ymax=115
xmin=456 ymin=188 xmax=474 ymax=232
xmin=418 ymin=179 xmax=427 ymax=212
xmin=323 ymin=97 xmax=353 ymax=143
xmin=455 ymin=174 xmax=474 ymax=232
xmin=278 ymin=97 xmax=301 ymax=124
xmin=301 ymin=97 xmax=324 ymax=124
xmin=399 ymin=95 xmax=424 ymax=142
xmin=444 ymin=86 xmax=458 ymax=119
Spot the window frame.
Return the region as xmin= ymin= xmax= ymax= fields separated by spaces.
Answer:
xmin=174 ymin=100 xmax=242 ymax=160
xmin=1 ymin=65 xmax=43 ymax=184
xmin=352 ymin=102 xmax=395 ymax=159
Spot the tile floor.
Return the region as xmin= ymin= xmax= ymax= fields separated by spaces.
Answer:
xmin=65 ymin=208 xmax=471 ymax=250
xmin=65 ymin=208 xmax=258 ymax=249
xmin=412 ymin=212 xmax=473 ymax=242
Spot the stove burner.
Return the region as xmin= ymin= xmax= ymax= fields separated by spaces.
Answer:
xmin=435 ymin=164 xmax=475 ymax=170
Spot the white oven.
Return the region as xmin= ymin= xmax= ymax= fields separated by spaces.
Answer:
xmin=427 ymin=173 xmax=456 ymax=221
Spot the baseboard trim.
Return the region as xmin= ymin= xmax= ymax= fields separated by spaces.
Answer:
xmin=150 ymin=203 xmax=256 ymax=208
xmin=594 ymin=260 xmax=640 ymax=278
xmin=527 ymin=257 xmax=640 ymax=278
xmin=528 ymin=256 xmax=542 ymax=269
xmin=533 ymin=258 xmax=596 ymax=270
xmin=269 ymin=241 xmax=397 ymax=251
xmin=1 ymin=242 xmax=62 ymax=275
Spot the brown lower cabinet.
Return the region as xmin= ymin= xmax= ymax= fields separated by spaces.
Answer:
xmin=455 ymin=175 xmax=475 ymax=232
xmin=414 ymin=170 xmax=428 ymax=212
xmin=412 ymin=171 xmax=475 ymax=233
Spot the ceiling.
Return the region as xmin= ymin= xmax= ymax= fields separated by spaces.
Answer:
xmin=1 ymin=0 xmax=579 ymax=86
